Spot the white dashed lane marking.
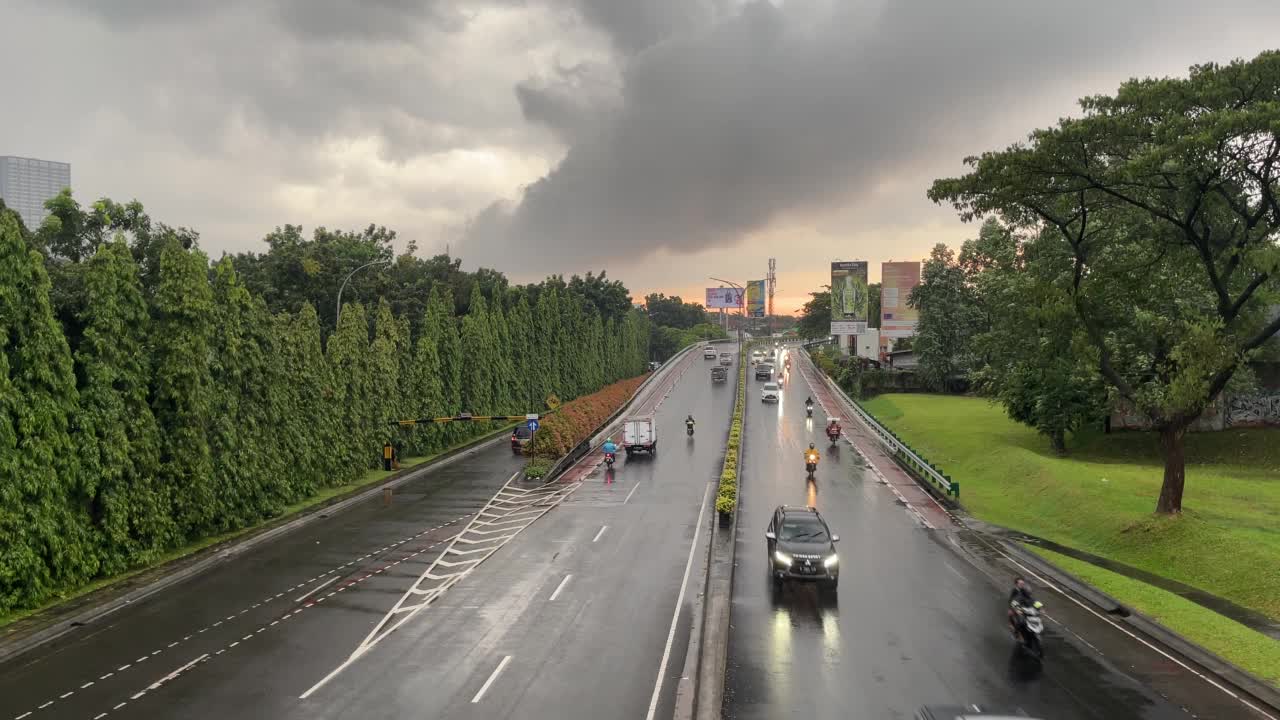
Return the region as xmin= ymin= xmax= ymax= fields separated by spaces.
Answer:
xmin=12 ymin=518 xmax=470 ymax=720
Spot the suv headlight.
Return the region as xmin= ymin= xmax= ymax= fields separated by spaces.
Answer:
xmin=773 ymin=551 xmax=792 ymax=566
xmin=823 ymin=554 xmax=838 ymax=568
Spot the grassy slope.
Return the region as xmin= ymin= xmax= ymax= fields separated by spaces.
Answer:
xmin=1030 ymin=546 xmax=1280 ymax=687
xmin=861 ymin=394 xmax=1280 ymax=621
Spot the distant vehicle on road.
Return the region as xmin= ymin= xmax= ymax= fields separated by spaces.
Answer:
xmin=711 ymin=366 xmax=729 ymax=383
xmin=704 ymin=346 xmax=718 ymax=359
xmin=622 ymin=415 xmax=657 ymax=456
xmin=719 ymin=352 xmax=732 ymax=366
xmin=761 ymin=382 xmax=780 ymax=402
xmin=755 ymin=362 xmax=774 ymax=380
xmin=511 ymin=424 xmax=534 ymax=453
xmin=766 ymin=505 xmax=839 ymax=593
xmin=647 ymin=360 xmax=660 ymax=371
xmin=750 ymin=350 xmax=763 ymax=365
xmin=916 ymin=705 xmax=1040 ymax=719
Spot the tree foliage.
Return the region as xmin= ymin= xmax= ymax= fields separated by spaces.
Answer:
xmin=796 ymin=289 xmax=831 ymax=339
xmin=0 ymin=192 xmax=652 ymax=614
xmin=930 ymin=51 xmax=1280 ymax=513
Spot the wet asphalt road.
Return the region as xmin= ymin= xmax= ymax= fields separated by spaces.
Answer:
xmin=0 ymin=436 xmax=523 ymax=720
xmin=1 ymin=347 xmax=733 ymax=720
xmin=722 ymin=349 xmax=1267 ymax=720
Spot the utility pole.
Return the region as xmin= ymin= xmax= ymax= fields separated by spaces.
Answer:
xmin=767 ymin=257 xmax=776 ymax=337
xmin=336 ymin=258 xmax=391 ymax=327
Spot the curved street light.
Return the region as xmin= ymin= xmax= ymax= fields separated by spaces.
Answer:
xmin=710 ymin=276 xmax=746 ymax=345
xmin=336 ymin=258 xmax=392 ymax=327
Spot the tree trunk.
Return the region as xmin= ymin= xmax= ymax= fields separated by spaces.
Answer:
xmin=1049 ymin=428 xmax=1066 ymax=456
xmin=1155 ymin=424 xmax=1187 ymax=514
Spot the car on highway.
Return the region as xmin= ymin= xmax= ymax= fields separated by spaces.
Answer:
xmin=704 ymin=345 xmax=718 ymax=359
xmin=750 ymin=350 xmax=763 ymax=365
xmin=916 ymin=705 xmax=1040 ymax=719
xmin=510 ymin=424 xmax=534 ymax=453
xmin=766 ymin=505 xmax=839 ymax=592
xmin=719 ymin=352 xmax=732 ymax=366
xmin=761 ymin=382 xmax=780 ymax=402
xmin=754 ymin=362 xmax=774 ymax=380
xmin=711 ymin=366 xmax=729 ymax=382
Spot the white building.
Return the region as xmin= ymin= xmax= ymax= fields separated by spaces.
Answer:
xmin=0 ymin=156 xmax=71 ymax=230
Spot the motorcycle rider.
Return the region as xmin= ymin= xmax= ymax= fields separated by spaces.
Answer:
xmin=804 ymin=442 xmax=820 ymax=467
xmin=602 ymin=437 xmax=618 ymax=462
xmin=685 ymin=414 xmax=696 ymax=431
xmin=1008 ymin=577 xmax=1036 ymax=637
xmin=826 ymin=418 xmax=841 ymax=437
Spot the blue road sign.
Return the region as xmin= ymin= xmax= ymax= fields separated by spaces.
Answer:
xmin=527 ymin=419 xmax=540 ymax=432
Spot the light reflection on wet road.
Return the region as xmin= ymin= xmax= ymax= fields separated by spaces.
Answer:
xmin=722 ymin=349 xmax=1217 ymax=720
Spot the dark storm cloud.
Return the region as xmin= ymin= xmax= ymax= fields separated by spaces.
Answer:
xmin=462 ymin=0 xmax=1280 ymax=272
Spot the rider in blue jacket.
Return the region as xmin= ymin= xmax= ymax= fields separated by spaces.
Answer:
xmin=602 ymin=437 xmax=618 ymax=456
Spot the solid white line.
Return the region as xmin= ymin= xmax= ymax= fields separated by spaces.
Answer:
xmin=624 ymin=483 xmax=641 ymax=504
xmin=1003 ymin=555 xmax=1278 ymax=720
xmin=592 ymin=525 xmax=608 ymax=543
xmin=549 ymin=574 xmax=573 ymax=601
xmin=94 ymin=714 xmax=107 ymax=720
xmin=644 ymin=483 xmax=712 ymax=720
xmin=944 ymin=562 xmax=968 ymax=583
xmin=471 ymin=655 xmax=512 ymax=703
xmin=16 ymin=712 xmax=33 ymax=719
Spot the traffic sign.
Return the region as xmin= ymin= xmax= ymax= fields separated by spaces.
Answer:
xmin=527 ymin=419 xmax=540 ymax=433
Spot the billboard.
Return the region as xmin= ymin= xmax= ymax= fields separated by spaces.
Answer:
xmin=880 ymin=261 xmax=921 ymax=339
xmin=705 ymin=286 xmax=744 ymax=309
xmin=746 ymin=280 xmax=766 ymax=318
xmin=830 ymin=261 xmax=868 ymax=334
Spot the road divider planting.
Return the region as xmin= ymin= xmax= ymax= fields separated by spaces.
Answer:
xmin=526 ymin=374 xmax=648 ymax=460
xmin=716 ymin=347 xmax=747 ymax=516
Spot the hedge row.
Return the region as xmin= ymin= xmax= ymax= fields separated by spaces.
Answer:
xmin=715 ymin=347 xmax=748 ymax=515
xmin=526 ymin=374 xmax=649 ymax=460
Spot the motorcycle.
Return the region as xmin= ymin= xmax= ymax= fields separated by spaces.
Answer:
xmin=604 ymin=451 xmax=616 ymax=469
xmin=1012 ymin=601 xmax=1045 ymax=659
xmin=805 ymin=403 xmax=814 ymax=418
xmin=826 ymin=420 xmax=841 ymax=445
xmin=686 ymin=422 xmax=695 ymax=437
xmin=805 ymin=450 xmax=820 ymax=477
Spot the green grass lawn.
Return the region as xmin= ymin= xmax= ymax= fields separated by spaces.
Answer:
xmin=1030 ymin=546 xmax=1280 ymax=687
xmin=861 ymin=394 xmax=1280 ymax=622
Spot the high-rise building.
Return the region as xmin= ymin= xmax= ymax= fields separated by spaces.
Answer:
xmin=0 ymin=156 xmax=72 ymax=231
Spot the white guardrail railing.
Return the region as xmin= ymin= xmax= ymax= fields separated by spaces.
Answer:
xmin=807 ymin=350 xmax=960 ymax=499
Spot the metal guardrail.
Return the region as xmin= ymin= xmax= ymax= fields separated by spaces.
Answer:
xmin=806 ymin=351 xmax=960 ymax=499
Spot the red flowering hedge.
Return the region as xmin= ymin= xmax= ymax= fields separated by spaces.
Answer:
xmin=527 ymin=374 xmax=648 ymax=459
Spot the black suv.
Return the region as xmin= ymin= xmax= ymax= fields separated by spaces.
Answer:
xmin=766 ymin=505 xmax=839 ymax=591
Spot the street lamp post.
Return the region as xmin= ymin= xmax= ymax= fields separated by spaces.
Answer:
xmin=710 ymin=276 xmax=746 ymax=347
xmin=336 ymin=258 xmax=392 ymax=327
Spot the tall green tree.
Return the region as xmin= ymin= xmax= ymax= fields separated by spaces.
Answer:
xmin=460 ymin=287 xmax=495 ymax=416
xmin=408 ymin=299 xmax=447 ymax=454
xmin=796 ymin=289 xmax=831 ymax=339
xmin=533 ymin=286 xmax=563 ymax=404
xmin=150 ymin=241 xmax=217 ymax=537
xmin=506 ymin=292 xmax=537 ymax=410
xmin=488 ymin=300 xmax=516 ymax=413
xmin=370 ymin=299 xmax=404 ymax=449
xmin=931 ymin=51 xmax=1280 ymax=513
xmin=909 ymin=244 xmax=985 ymax=391
xmin=280 ymin=304 xmax=341 ymax=494
xmin=328 ymin=302 xmax=377 ymax=471
xmin=207 ymin=258 xmax=279 ymax=528
xmin=0 ymin=212 xmax=97 ymax=610
xmin=76 ymin=239 xmax=171 ymax=570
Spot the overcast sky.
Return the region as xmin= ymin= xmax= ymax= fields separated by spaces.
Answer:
xmin=3 ymin=0 xmax=1279 ymax=313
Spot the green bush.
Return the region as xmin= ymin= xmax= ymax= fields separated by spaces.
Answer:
xmin=523 ymin=457 xmax=554 ymax=480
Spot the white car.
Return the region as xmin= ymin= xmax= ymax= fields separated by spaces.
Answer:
xmin=761 ymin=382 xmax=780 ymax=402
xmin=704 ymin=346 xmax=717 ymax=359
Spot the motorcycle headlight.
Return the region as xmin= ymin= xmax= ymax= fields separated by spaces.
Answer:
xmin=823 ymin=554 xmax=838 ymax=568
xmin=773 ymin=551 xmax=792 ymax=566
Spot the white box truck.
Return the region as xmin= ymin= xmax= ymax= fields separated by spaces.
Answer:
xmin=622 ymin=415 xmax=657 ymax=455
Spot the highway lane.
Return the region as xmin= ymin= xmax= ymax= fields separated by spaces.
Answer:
xmin=0 ymin=436 xmax=524 ymax=720
xmin=722 ymin=348 xmax=1262 ymax=720
xmin=276 ymin=345 xmax=736 ymax=720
